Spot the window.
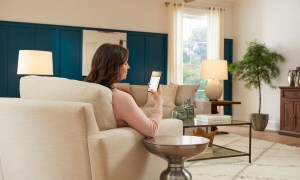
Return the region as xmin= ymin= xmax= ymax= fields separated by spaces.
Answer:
xmin=182 ymin=8 xmax=208 ymax=100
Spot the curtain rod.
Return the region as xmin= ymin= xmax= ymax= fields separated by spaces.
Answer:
xmin=165 ymin=2 xmax=182 ymax=7
xmin=165 ymin=2 xmax=225 ymax=11
xmin=185 ymin=4 xmax=225 ymax=11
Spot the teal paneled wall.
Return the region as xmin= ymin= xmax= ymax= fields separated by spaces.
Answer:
xmin=0 ymin=21 xmax=230 ymax=100
xmin=7 ymin=26 xmax=32 ymax=97
xmin=126 ymin=33 xmax=146 ymax=85
xmin=0 ymin=21 xmax=84 ymax=97
xmin=224 ymin=38 xmax=233 ymax=115
xmin=34 ymin=27 xmax=59 ymax=76
xmin=147 ymin=35 xmax=167 ymax=84
xmin=126 ymin=32 xmax=167 ymax=85
xmin=0 ymin=21 xmax=168 ymax=97
xmin=0 ymin=25 xmax=7 ymax=97
xmin=60 ymin=30 xmax=82 ymax=80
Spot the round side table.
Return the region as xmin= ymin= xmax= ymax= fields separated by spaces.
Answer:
xmin=143 ymin=135 xmax=209 ymax=180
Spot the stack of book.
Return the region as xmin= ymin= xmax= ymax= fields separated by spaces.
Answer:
xmin=196 ymin=114 xmax=232 ymax=124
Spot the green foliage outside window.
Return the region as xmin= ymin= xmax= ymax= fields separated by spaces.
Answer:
xmin=182 ymin=18 xmax=208 ymax=100
xmin=183 ymin=27 xmax=207 ymax=65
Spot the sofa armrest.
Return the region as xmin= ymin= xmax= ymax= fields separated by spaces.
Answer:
xmin=156 ymin=119 xmax=183 ymax=136
xmin=0 ymin=98 xmax=97 ymax=180
xmin=87 ymin=119 xmax=182 ymax=180
xmin=194 ymin=100 xmax=211 ymax=114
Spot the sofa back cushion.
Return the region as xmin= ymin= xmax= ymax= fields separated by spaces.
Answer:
xmin=175 ymin=84 xmax=200 ymax=106
xmin=116 ymin=83 xmax=131 ymax=94
xmin=20 ymin=76 xmax=116 ymax=131
xmin=129 ymin=85 xmax=148 ymax=107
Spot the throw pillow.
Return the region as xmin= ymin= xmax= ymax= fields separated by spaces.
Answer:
xmin=144 ymin=84 xmax=178 ymax=107
xmin=174 ymin=84 xmax=200 ymax=106
xmin=160 ymin=84 xmax=179 ymax=107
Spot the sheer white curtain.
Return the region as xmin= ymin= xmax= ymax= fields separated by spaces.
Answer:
xmin=207 ymin=7 xmax=225 ymax=60
xmin=207 ymin=7 xmax=225 ymax=104
xmin=166 ymin=3 xmax=183 ymax=84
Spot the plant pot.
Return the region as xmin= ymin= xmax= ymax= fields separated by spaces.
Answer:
xmin=250 ymin=113 xmax=269 ymax=131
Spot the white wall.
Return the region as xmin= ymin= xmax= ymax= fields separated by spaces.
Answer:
xmin=0 ymin=0 xmax=234 ymax=35
xmin=0 ymin=0 xmax=167 ymax=33
xmin=232 ymin=0 xmax=300 ymax=130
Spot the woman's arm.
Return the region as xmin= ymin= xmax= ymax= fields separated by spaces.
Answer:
xmin=112 ymin=89 xmax=162 ymax=137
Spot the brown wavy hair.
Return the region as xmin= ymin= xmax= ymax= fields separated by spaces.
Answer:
xmin=85 ymin=43 xmax=129 ymax=89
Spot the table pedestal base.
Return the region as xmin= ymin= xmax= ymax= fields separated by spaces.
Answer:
xmin=143 ymin=136 xmax=209 ymax=180
xmin=160 ymin=161 xmax=191 ymax=180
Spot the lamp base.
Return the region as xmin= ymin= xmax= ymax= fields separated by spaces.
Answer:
xmin=205 ymin=79 xmax=222 ymax=101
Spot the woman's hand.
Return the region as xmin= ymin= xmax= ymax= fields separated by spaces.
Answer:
xmin=149 ymin=89 xmax=163 ymax=105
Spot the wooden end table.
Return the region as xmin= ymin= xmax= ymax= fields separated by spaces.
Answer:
xmin=211 ymin=100 xmax=241 ymax=114
xmin=210 ymin=100 xmax=241 ymax=133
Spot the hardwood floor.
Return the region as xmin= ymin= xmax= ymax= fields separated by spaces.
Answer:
xmin=218 ymin=126 xmax=300 ymax=147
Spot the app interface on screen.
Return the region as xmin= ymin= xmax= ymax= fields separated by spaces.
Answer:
xmin=148 ymin=71 xmax=161 ymax=91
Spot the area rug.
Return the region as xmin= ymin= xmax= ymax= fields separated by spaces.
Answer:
xmin=186 ymin=133 xmax=300 ymax=180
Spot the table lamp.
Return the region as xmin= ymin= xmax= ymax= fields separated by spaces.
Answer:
xmin=200 ymin=60 xmax=228 ymax=101
xmin=17 ymin=50 xmax=53 ymax=75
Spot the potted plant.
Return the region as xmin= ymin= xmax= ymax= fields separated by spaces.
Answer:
xmin=228 ymin=40 xmax=285 ymax=131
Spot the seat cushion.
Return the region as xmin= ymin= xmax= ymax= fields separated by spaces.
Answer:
xmin=20 ymin=76 xmax=116 ymax=131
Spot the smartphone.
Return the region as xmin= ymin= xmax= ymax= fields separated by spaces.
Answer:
xmin=148 ymin=71 xmax=162 ymax=92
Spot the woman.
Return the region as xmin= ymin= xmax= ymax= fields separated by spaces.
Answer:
xmin=85 ymin=43 xmax=162 ymax=137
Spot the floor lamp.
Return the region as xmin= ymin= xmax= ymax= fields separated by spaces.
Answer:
xmin=17 ymin=50 xmax=53 ymax=75
xmin=200 ymin=60 xmax=228 ymax=101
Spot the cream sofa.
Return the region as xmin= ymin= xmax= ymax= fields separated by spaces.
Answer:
xmin=0 ymin=76 xmax=184 ymax=180
xmin=117 ymin=83 xmax=211 ymax=118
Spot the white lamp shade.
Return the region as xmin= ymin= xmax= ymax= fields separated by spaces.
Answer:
xmin=17 ymin=50 xmax=53 ymax=75
xmin=200 ymin=60 xmax=228 ymax=80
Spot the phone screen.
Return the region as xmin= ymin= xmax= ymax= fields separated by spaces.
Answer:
xmin=148 ymin=71 xmax=162 ymax=92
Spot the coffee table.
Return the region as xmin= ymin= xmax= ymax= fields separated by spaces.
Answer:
xmin=183 ymin=119 xmax=252 ymax=163
xmin=143 ymin=135 xmax=209 ymax=180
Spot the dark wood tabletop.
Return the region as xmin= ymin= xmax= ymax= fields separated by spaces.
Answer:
xmin=210 ymin=100 xmax=241 ymax=114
